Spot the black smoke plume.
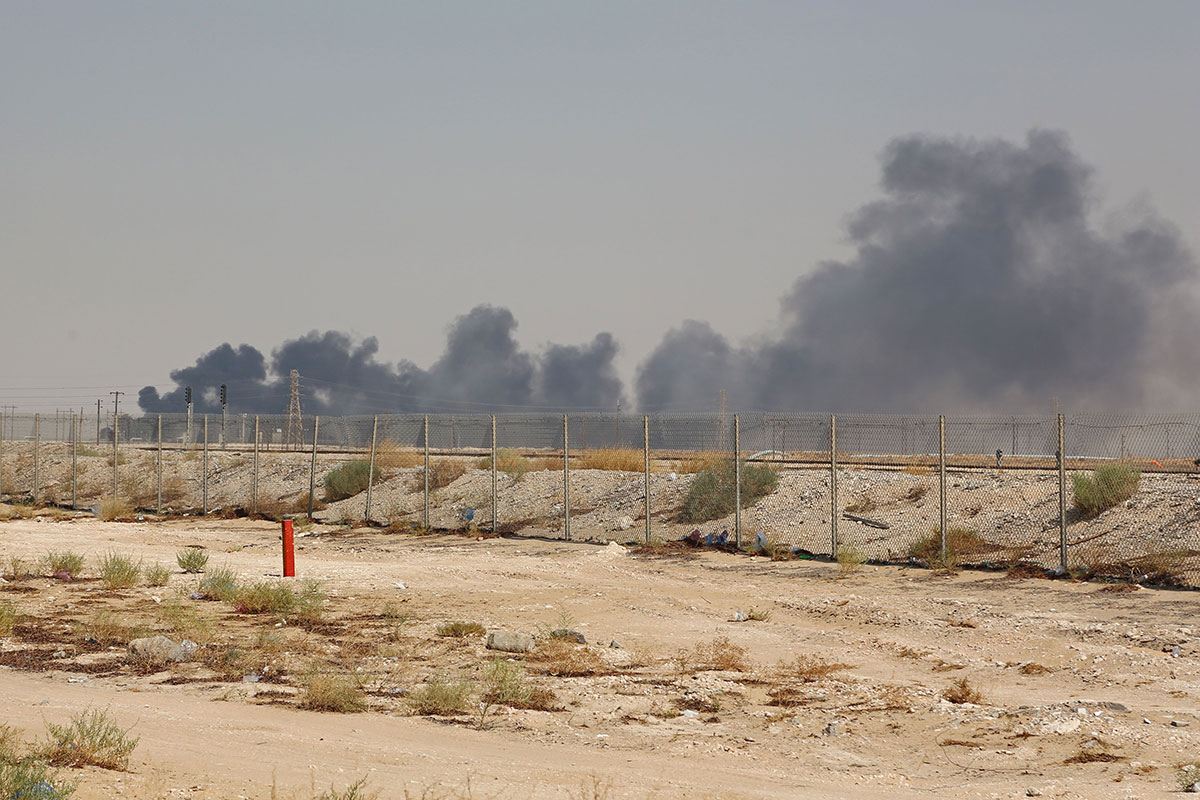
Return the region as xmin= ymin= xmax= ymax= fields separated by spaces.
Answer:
xmin=637 ymin=130 xmax=1200 ymax=412
xmin=139 ymin=305 xmax=625 ymax=415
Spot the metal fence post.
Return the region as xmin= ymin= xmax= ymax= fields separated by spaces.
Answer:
xmin=1058 ymin=413 xmax=1067 ymax=574
xmin=72 ymin=414 xmax=79 ymax=509
xmin=829 ymin=414 xmax=838 ymax=556
xmin=643 ymin=414 xmax=651 ymax=544
xmin=308 ymin=416 xmax=319 ymax=518
xmin=202 ymin=415 xmax=209 ymax=515
xmin=563 ymin=413 xmax=570 ymax=541
xmin=33 ymin=413 xmax=40 ymax=503
xmin=0 ymin=411 xmax=4 ymax=498
xmin=734 ymin=414 xmax=742 ymax=548
xmin=491 ymin=415 xmax=498 ymax=534
xmin=939 ymin=415 xmax=947 ymax=562
xmin=423 ymin=415 xmax=430 ymax=530
xmin=252 ymin=415 xmax=260 ymax=516
xmin=364 ymin=415 xmax=378 ymax=524
xmin=156 ymin=414 xmax=163 ymax=514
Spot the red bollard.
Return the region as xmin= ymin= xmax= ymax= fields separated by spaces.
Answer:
xmin=281 ymin=518 xmax=295 ymax=578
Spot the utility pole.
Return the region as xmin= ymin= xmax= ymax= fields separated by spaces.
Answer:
xmin=220 ymin=384 xmax=228 ymax=450
xmin=96 ymin=399 xmax=101 ymax=443
xmin=285 ymin=370 xmax=303 ymax=450
xmin=110 ymin=391 xmax=124 ymax=496
xmin=185 ymin=386 xmax=193 ymax=446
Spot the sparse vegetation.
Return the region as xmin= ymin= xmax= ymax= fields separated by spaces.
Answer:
xmin=97 ymin=552 xmax=141 ymax=590
xmin=299 ymin=671 xmax=367 ymax=713
xmin=745 ymin=607 xmax=772 ymax=622
xmin=97 ymin=495 xmax=133 ymax=521
xmin=942 ymin=677 xmax=984 ymax=705
xmin=436 ymin=620 xmax=485 ymax=638
xmin=310 ymin=777 xmax=378 ymax=800
xmin=0 ymin=725 xmax=76 ymax=800
xmin=374 ymin=439 xmax=421 ymax=470
xmin=836 ymin=546 xmax=867 ymax=578
xmin=679 ymin=461 xmax=778 ymax=523
xmin=0 ymin=601 xmax=17 ymax=636
xmin=477 ymin=449 xmax=530 ymax=481
xmin=1177 ymin=762 xmax=1200 ymax=792
xmin=907 ymin=527 xmax=987 ymax=570
xmin=425 ymin=459 xmax=469 ymax=491
xmin=4 ymin=556 xmax=30 ymax=582
xmin=323 ymin=460 xmax=376 ymax=502
xmin=480 ymin=657 xmax=533 ymax=707
xmin=578 ymin=448 xmax=643 ymax=472
xmin=39 ymin=709 xmax=139 ymax=770
xmin=1072 ymin=462 xmax=1141 ymax=517
xmin=532 ymin=639 xmax=608 ymax=677
xmin=176 ymin=546 xmax=209 ymax=573
xmin=903 ymin=483 xmax=929 ymax=501
xmin=197 ymin=566 xmax=240 ymax=602
xmin=407 ymin=676 xmax=473 ymax=715
xmin=233 ymin=579 xmax=324 ymax=622
xmin=844 ymin=495 xmax=876 ymax=513
xmin=44 ymin=550 xmax=85 ymax=579
xmin=143 ymin=562 xmax=171 ymax=587
xmin=157 ymin=598 xmax=214 ymax=643
xmin=679 ymin=637 xmax=749 ymax=673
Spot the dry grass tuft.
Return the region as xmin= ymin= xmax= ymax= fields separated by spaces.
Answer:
xmin=532 ymin=639 xmax=609 ymax=677
xmin=436 ymin=620 xmax=485 ymax=638
xmin=903 ymin=483 xmax=929 ymax=502
xmin=844 ymin=495 xmax=877 ymax=513
xmin=143 ymin=563 xmax=171 ymax=587
xmin=0 ymin=601 xmax=17 ymax=636
xmin=44 ymin=550 xmax=85 ymax=580
xmin=477 ymin=449 xmax=530 ymax=481
xmin=1017 ymin=662 xmax=1053 ymax=675
xmin=97 ymin=552 xmax=141 ymax=590
xmin=97 ymin=495 xmax=133 ymax=521
xmin=578 ymin=449 xmax=643 ymax=472
xmin=407 ymin=676 xmax=473 ymax=716
xmin=39 ymin=709 xmax=139 ymax=770
xmin=674 ymin=452 xmax=726 ymax=474
xmin=176 ymin=547 xmax=209 ymax=573
xmin=901 ymin=463 xmax=934 ymax=476
xmin=836 ymin=546 xmax=867 ymax=578
xmin=425 ymin=460 xmax=469 ymax=491
xmin=942 ymin=677 xmax=984 ymax=704
xmin=299 ymin=672 xmax=367 ymax=713
xmin=374 ymin=439 xmax=421 ymax=470
xmin=775 ymin=654 xmax=852 ymax=683
xmin=679 ymin=637 xmax=749 ymax=673
xmin=4 ymin=556 xmax=31 ymax=582
xmin=908 ymin=527 xmax=987 ymax=570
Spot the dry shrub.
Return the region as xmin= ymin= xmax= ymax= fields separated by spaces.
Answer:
xmin=578 ymin=449 xmax=643 ymax=472
xmin=436 ymin=621 xmax=484 ymax=638
xmin=300 ymin=672 xmax=366 ymax=713
xmin=143 ymin=563 xmax=171 ymax=587
xmin=4 ymin=556 xmax=31 ymax=582
xmin=680 ymin=637 xmax=749 ymax=673
xmin=477 ymin=449 xmax=529 ymax=481
xmin=532 ymin=639 xmax=608 ymax=677
xmin=0 ymin=601 xmax=17 ymax=636
xmin=901 ymin=463 xmax=934 ymax=476
xmin=836 ymin=546 xmax=867 ymax=578
xmin=157 ymin=598 xmax=213 ymax=644
xmin=407 ymin=676 xmax=473 ymax=715
xmin=907 ymin=527 xmax=988 ymax=569
xmin=1063 ymin=739 xmax=1122 ymax=765
xmin=775 ymin=655 xmax=852 ymax=683
xmin=844 ymin=495 xmax=877 ymax=513
xmin=425 ymin=460 xmax=468 ymax=491
xmin=97 ymin=496 xmax=133 ymax=521
xmin=1129 ymin=548 xmax=1188 ymax=585
xmin=81 ymin=611 xmax=142 ymax=646
xmin=942 ymin=677 xmax=984 ymax=704
xmin=529 ymin=456 xmax=562 ymax=472
xmin=40 ymin=709 xmax=139 ymax=770
xmin=375 ymin=440 xmax=421 ymax=470
xmin=1018 ymin=662 xmax=1053 ymax=675
xmin=903 ymin=483 xmax=929 ymax=502
xmin=479 ymin=657 xmax=557 ymax=711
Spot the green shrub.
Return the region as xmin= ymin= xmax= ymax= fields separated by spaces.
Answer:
xmin=97 ymin=552 xmax=141 ymax=590
xmin=679 ymin=461 xmax=778 ymax=523
xmin=1073 ymin=462 xmax=1141 ymax=517
xmin=0 ymin=738 xmax=76 ymax=800
xmin=324 ymin=460 xmax=376 ymax=502
xmin=299 ymin=672 xmax=366 ymax=713
xmin=197 ymin=566 xmax=240 ymax=601
xmin=44 ymin=551 xmax=85 ymax=579
xmin=39 ymin=709 xmax=139 ymax=770
xmin=176 ymin=547 xmax=209 ymax=573
xmin=480 ymin=658 xmax=533 ymax=708
xmin=233 ymin=579 xmax=324 ymax=623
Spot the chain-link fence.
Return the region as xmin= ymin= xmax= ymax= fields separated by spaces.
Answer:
xmin=2 ymin=410 xmax=1199 ymax=587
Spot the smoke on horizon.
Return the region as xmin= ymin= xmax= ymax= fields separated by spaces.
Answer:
xmin=142 ymin=131 xmax=1200 ymax=416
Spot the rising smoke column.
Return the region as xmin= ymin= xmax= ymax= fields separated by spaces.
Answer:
xmin=636 ymin=130 xmax=1200 ymax=412
xmin=138 ymin=305 xmax=624 ymax=414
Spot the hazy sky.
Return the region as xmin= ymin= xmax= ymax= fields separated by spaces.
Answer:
xmin=3 ymin=1 xmax=1198 ymax=411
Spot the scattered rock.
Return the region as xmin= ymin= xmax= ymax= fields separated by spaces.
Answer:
xmin=486 ymin=631 xmax=535 ymax=654
xmin=732 ymin=610 xmax=749 ymax=622
xmin=127 ymin=636 xmax=197 ymax=666
xmin=1026 ymin=789 xmax=1042 ymax=797
xmin=615 ymin=516 xmax=634 ymax=531
xmin=549 ymin=629 xmax=586 ymax=644
xmin=1172 ymin=719 xmax=1190 ymax=727
xmin=822 ymin=720 xmax=842 ymax=737
xmin=608 ymin=640 xmax=622 ymax=649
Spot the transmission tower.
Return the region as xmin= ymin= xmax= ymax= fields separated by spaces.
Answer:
xmin=285 ymin=369 xmax=303 ymax=450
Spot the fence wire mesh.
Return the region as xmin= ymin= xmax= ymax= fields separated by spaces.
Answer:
xmin=2 ymin=410 xmax=1199 ymax=587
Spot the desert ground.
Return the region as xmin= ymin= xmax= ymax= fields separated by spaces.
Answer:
xmin=1 ymin=512 xmax=1199 ymax=799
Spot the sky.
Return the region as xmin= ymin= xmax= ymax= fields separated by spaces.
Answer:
xmin=2 ymin=1 xmax=1198 ymax=413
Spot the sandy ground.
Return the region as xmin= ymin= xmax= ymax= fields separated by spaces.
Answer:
xmin=1 ymin=515 xmax=1199 ymax=799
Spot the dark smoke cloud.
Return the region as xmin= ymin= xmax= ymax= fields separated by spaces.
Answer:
xmin=637 ymin=130 xmax=1200 ymax=412
xmin=139 ymin=305 xmax=625 ymax=414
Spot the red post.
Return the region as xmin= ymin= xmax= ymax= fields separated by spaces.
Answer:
xmin=281 ymin=518 xmax=295 ymax=577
